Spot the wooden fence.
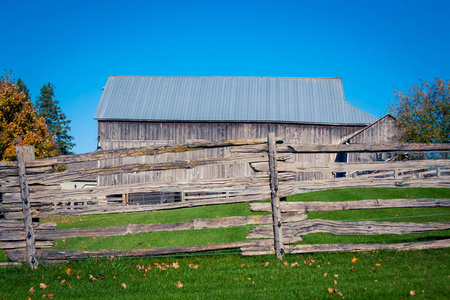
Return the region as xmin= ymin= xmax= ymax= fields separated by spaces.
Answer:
xmin=1 ymin=135 xmax=450 ymax=268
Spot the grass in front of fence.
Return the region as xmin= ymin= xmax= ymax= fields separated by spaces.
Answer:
xmin=1 ymin=249 xmax=449 ymax=299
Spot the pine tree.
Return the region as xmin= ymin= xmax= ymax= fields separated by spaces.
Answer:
xmin=16 ymin=78 xmax=31 ymax=100
xmin=35 ymin=83 xmax=75 ymax=155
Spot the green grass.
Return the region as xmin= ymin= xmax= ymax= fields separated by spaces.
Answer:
xmin=1 ymin=187 xmax=449 ymax=298
xmin=0 ymin=250 xmax=449 ymax=299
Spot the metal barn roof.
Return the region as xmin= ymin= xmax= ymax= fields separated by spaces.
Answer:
xmin=94 ymin=76 xmax=377 ymax=125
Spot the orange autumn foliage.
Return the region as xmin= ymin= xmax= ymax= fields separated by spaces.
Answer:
xmin=0 ymin=75 xmax=58 ymax=161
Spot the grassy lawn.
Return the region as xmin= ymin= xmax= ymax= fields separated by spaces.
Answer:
xmin=0 ymin=187 xmax=449 ymax=299
xmin=0 ymin=250 xmax=448 ymax=299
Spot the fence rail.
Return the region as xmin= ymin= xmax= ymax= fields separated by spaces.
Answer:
xmin=1 ymin=136 xmax=449 ymax=267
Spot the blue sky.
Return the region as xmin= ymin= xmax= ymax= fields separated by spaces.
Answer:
xmin=1 ymin=0 xmax=449 ymax=154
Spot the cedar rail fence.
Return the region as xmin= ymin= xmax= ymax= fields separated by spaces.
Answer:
xmin=1 ymin=134 xmax=450 ymax=268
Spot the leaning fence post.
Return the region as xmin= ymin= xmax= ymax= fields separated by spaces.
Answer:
xmin=268 ymin=132 xmax=284 ymax=259
xmin=16 ymin=145 xmax=38 ymax=269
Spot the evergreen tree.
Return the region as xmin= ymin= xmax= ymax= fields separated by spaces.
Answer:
xmin=35 ymin=83 xmax=75 ymax=155
xmin=16 ymin=78 xmax=31 ymax=100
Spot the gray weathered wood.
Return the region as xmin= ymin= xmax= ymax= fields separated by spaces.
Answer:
xmin=242 ymin=239 xmax=450 ymax=255
xmin=4 ymin=190 xmax=294 ymax=219
xmin=277 ymin=143 xmax=450 ymax=153
xmin=16 ymin=146 xmax=38 ymax=269
xmin=24 ymin=138 xmax=279 ymax=168
xmin=279 ymin=176 xmax=450 ymax=191
xmin=250 ymin=159 xmax=450 ymax=173
xmin=268 ymin=132 xmax=284 ymax=259
xmin=288 ymin=238 xmax=450 ymax=254
xmin=247 ymin=220 xmax=450 ymax=239
xmin=0 ymin=241 xmax=55 ymax=249
xmin=25 ymin=153 xmax=268 ymax=185
xmin=249 ymin=198 xmax=450 ymax=212
xmin=29 ymin=213 xmax=306 ymax=239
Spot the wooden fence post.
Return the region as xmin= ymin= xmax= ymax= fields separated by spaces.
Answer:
xmin=268 ymin=133 xmax=284 ymax=259
xmin=16 ymin=146 xmax=38 ymax=269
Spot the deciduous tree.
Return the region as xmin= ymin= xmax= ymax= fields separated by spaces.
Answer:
xmin=388 ymin=78 xmax=449 ymax=144
xmin=0 ymin=74 xmax=58 ymax=161
xmin=35 ymin=83 xmax=75 ymax=155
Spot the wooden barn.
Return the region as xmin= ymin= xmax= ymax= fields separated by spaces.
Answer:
xmin=94 ymin=76 xmax=395 ymax=195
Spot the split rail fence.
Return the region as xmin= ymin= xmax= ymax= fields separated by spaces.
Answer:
xmin=1 ymin=135 xmax=450 ymax=268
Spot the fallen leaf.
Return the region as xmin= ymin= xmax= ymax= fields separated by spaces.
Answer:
xmin=334 ymin=274 xmax=339 ymax=278
xmin=122 ymin=283 xmax=127 ymax=289
xmin=283 ymin=262 xmax=288 ymax=266
xmin=76 ymin=275 xmax=81 ymax=279
xmin=39 ymin=283 xmax=49 ymax=289
xmin=29 ymin=287 xmax=35 ymax=293
xmin=291 ymin=262 xmax=299 ymax=267
xmin=172 ymin=262 xmax=180 ymax=269
xmin=99 ymin=274 xmax=105 ymax=280
xmin=252 ymin=281 xmax=255 ymax=284
xmin=176 ymin=281 xmax=183 ymax=288
xmin=334 ymin=280 xmax=337 ymax=285
xmin=27 ymin=297 xmax=31 ymax=300
xmin=65 ymin=268 xmax=71 ymax=275
xmin=374 ymin=280 xmax=378 ymax=283
xmin=89 ymin=274 xmax=97 ymax=281
xmin=142 ymin=273 xmax=147 ymax=277
xmin=323 ymin=273 xmax=328 ymax=277
xmin=61 ymin=279 xmax=66 ymax=284
xmin=264 ymin=262 xmax=269 ymax=267
xmin=409 ymin=290 xmax=415 ymax=297
xmin=376 ymin=263 xmax=381 ymax=266
xmin=350 ymin=266 xmax=355 ymax=272
xmin=241 ymin=263 xmax=246 ymax=267
xmin=352 ymin=256 xmax=358 ymax=263
xmin=337 ymin=291 xmax=343 ymax=297
xmin=328 ymin=287 xmax=335 ymax=294
xmin=47 ymin=294 xmax=54 ymax=299
xmin=189 ymin=264 xmax=199 ymax=269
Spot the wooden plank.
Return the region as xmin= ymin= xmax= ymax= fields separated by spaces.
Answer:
xmin=279 ymin=176 xmax=450 ymax=191
xmin=268 ymin=132 xmax=284 ymax=259
xmin=24 ymin=213 xmax=305 ymax=240
xmin=247 ymin=220 xmax=450 ymax=239
xmin=5 ymin=240 xmax=267 ymax=261
xmin=16 ymin=146 xmax=38 ymax=269
xmin=250 ymin=159 xmax=450 ymax=173
xmin=25 ymin=138 xmax=277 ymax=167
xmin=0 ymin=241 xmax=55 ymax=249
xmin=242 ymin=239 xmax=450 ymax=255
xmin=288 ymin=239 xmax=450 ymax=254
xmin=277 ymin=143 xmax=450 ymax=153
xmin=4 ymin=190 xmax=292 ymax=219
xmin=3 ymin=174 xmax=274 ymax=202
xmin=0 ymin=221 xmax=56 ymax=230
xmin=25 ymin=153 xmax=268 ymax=185
xmin=249 ymin=198 xmax=450 ymax=212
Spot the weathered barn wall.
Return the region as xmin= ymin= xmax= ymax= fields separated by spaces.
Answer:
xmin=97 ymin=121 xmax=367 ymax=186
xmin=347 ymin=115 xmax=397 ymax=163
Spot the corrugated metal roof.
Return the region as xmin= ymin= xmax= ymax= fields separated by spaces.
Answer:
xmin=94 ymin=76 xmax=377 ymax=125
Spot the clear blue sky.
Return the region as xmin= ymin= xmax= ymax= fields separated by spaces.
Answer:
xmin=1 ymin=0 xmax=449 ymax=154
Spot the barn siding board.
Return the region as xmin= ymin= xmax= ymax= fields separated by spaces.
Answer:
xmin=97 ymin=121 xmax=369 ymax=186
